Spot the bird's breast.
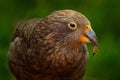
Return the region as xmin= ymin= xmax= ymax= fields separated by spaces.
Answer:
xmin=42 ymin=44 xmax=88 ymax=75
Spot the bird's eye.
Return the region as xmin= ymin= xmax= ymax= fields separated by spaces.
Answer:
xmin=68 ymin=22 xmax=77 ymax=30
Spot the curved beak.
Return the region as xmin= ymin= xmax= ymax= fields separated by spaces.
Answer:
xmin=79 ymin=25 xmax=98 ymax=55
xmin=85 ymin=28 xmax=98 ymax=46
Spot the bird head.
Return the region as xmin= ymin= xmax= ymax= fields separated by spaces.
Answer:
xmin=44 ymin=10 xmax=98 ymax=55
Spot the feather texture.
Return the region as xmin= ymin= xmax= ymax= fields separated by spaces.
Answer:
xmin=8 ymin=10 xmax=97 ymax=80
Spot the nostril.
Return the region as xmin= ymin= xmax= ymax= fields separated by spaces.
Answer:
xmin=85 ymin=25 xmax=91 ymax=30
xmin=86 ymin=26 xmax=88 ymax=29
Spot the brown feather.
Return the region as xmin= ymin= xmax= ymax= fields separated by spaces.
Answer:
xmin=8 ymin=10 xmax=96 ymax=80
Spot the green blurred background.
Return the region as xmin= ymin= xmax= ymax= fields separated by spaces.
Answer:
xmin=0 ymin=0 xmax=120 ymax=80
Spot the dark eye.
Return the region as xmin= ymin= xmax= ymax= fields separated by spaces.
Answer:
xmin=68 ymin=22 xmax=77 ymax=30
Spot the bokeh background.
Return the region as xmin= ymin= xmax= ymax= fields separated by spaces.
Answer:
xmin=0 ymin=0 xmax=120 ymax=80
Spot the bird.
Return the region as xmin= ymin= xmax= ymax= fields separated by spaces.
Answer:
xmin=8 ymin=10 xmax=98 ymax=80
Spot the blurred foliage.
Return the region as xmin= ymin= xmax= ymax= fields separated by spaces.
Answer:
xmin=0 ymin=0 xmax=120 ymax=80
